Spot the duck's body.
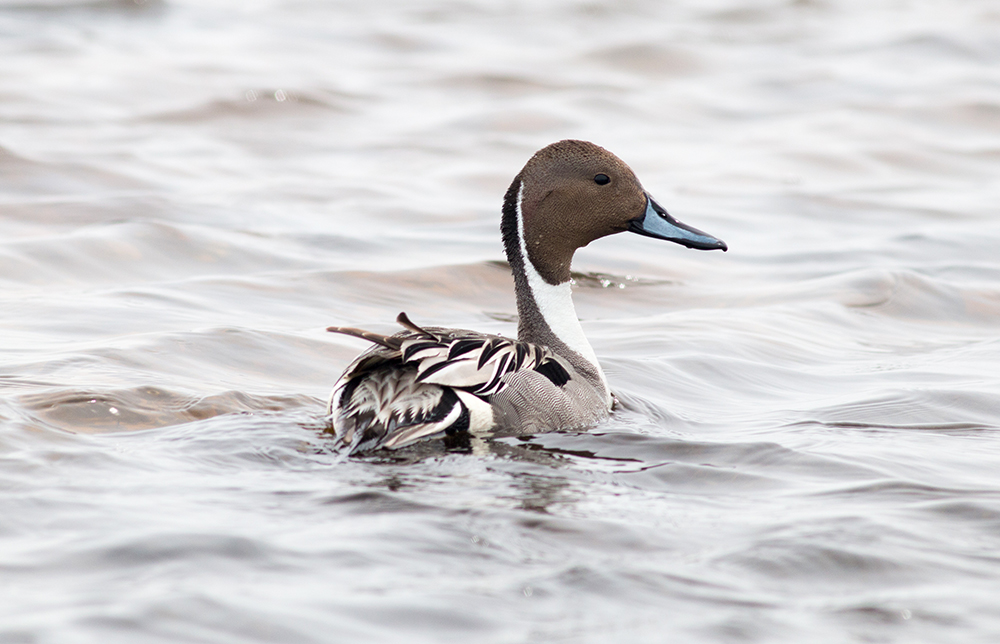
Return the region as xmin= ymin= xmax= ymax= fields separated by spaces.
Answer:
xmin=327 ymin=316 xmax=607 ymax=453
xmin=327 ymin=140 xmax=726 ymax=454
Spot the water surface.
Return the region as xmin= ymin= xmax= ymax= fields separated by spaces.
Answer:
xmin=2 ymin=0 xmax=1000 ymax=642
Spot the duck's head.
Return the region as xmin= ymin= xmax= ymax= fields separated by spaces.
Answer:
xmin=502 ymin=139 xmax=727 ymax=285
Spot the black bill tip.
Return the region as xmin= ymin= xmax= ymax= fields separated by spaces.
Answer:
xmin=630 ymin=195 xmax=727 ymax=252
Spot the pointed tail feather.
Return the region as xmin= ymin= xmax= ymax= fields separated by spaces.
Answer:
xmin=326 ymin=326 xmax=402 ymax=350
xmin=396 ymin=311 xmax=441 ymax=341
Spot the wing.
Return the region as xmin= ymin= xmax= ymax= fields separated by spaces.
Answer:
xmin=332 ymin=363 xmax=468 ymax=454
xmin=328 ymin=312 xmax=572 ymax=401
xmin=326 ymin=313 xmax=573 ymax=453
xmin=399 ymin=333 xmax=570 ymax=397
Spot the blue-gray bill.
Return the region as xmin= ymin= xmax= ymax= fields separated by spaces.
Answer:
xmin=628 ymin=194 xmax=728 ymax=251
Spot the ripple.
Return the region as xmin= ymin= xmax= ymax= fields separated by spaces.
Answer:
xmin=2 ymin=0 xmax=1000 ymax=642
xmin=17 ymin=386 xmax=317 ymax=433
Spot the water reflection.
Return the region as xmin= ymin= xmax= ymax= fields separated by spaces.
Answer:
xmin=506 ymin=472 xmax=573 ymax=515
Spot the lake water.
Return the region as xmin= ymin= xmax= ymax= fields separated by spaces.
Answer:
xmin=2 ymin=0 xmax=1000 ymax=642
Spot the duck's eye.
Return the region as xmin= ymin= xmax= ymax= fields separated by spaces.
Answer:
xmin=594 ymin=174 xmax=610 ymax=185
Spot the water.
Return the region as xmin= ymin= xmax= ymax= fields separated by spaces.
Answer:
xmin=2 ymin=0 xmax=1000 ymax=641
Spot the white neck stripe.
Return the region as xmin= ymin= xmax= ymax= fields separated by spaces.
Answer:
xmin=515 ymin=185 xmax=609 ymax=397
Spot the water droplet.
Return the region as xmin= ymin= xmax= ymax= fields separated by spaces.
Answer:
xmin=108 ymin=407 xmax=119 ymax=415
xmin=274 ymin=89 xmax=287 ymax=102
xmin=901 ymin=609 xmax=911 ymax=620
xmin=523 ymin=586 xmax=533 ymax=597
xmin=246 ymin=89 xmax=258 ymax=102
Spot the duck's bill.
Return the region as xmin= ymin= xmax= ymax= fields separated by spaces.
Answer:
xmin=628 ymin=194 xmax=727 ymax=251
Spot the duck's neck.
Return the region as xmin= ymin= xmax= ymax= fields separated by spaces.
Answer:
xmin=501 ymin=179 xmax=609 ymax=398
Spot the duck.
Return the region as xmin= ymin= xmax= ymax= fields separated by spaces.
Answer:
xmin=326 ymin=140 xmax=726 ymax=454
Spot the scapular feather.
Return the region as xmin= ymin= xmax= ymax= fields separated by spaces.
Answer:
xmin=328 ymin=311 xmax=581 ymax=452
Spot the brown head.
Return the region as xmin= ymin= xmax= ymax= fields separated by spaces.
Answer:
xmin=501 ymin=140 xmax=726 ymax=285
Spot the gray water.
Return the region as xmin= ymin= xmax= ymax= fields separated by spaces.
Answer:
xmin=2 ymin=0 xmax=1000 ymax=642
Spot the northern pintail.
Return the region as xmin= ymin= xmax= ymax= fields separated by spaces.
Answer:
xmin=327 ymin=140 xmax=726 ymax=454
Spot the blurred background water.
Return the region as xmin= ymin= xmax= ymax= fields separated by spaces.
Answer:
xmin=2 ymin=0 xmax=1000 ymax=642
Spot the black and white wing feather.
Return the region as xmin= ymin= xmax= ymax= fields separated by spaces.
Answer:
xmin=326 ymin=312 xmax=571 ymax=453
